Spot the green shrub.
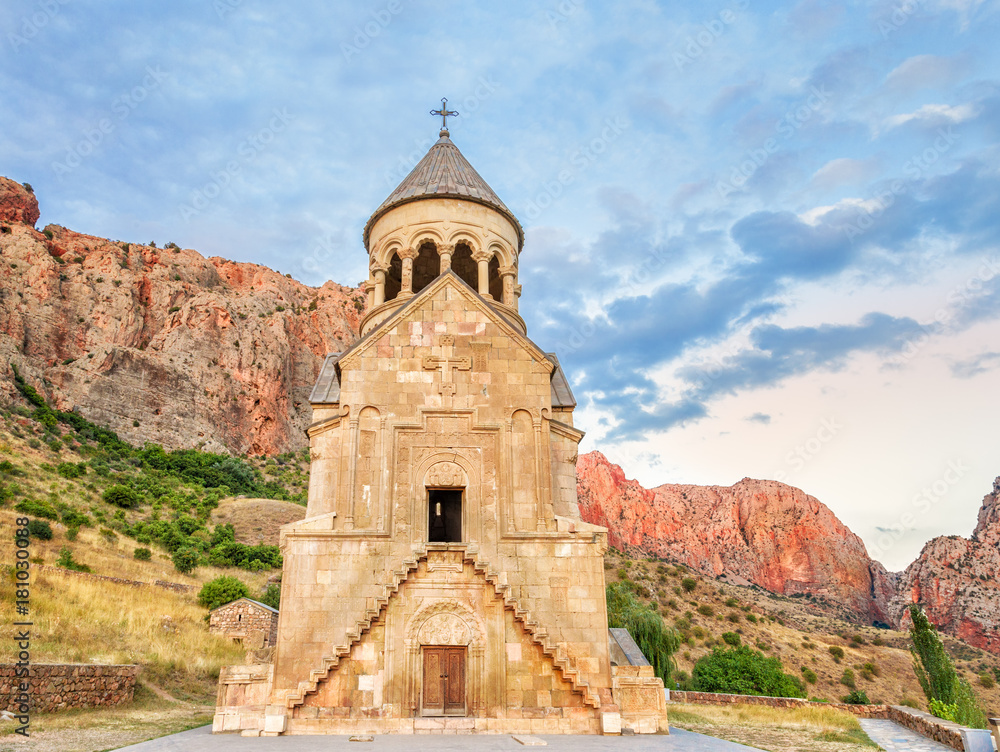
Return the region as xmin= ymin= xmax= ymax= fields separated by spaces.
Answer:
xmin=261 ymin=583 xmax=281 ymax=610
xmin=134 ymin=547 xmax=152 ymax=561
xmin=828 ymin=645 xmax=844 ymax=661
xmin=978 ymin=673 xmax=995 ymax=689
xmin=103 ymin=484 xmax=140 ymax=509
xmin=930 ymin=698 xmax=958 ymax=722
xmin=61 ymin=507 xmax=91 ymax=527
xmin=840 ymin=668 xmax=856 ymax=689
xmin=842 ymin=690 xmax=870 ymax=705
xmin=801 ymin=668 xmax=818 ymax=684
xmin=724 ymin=597 xmax=739 ymax=608
xmin=860 ymin=661 xmax=880 ymax=681
xmin=56 ymin=461 xmax=85 ymax=479
xmin=66 ymin=526 xmax=78 ymax=541
xmin=26 ymin=518 xmax=53 ymax=540
xmin=15 ymin=498 xmax=59 ymax=520
xmin=606 ymin=581 xmax=680 ymax=683
xmin=681 ymin=577 xmax=697 ymax=593
xmin=721 ymin=632 xmax=741 ymax=647
xmin=198 ymin=575 xmax=250 ymax=610
xmin=746 ymin=613 xmax=758 ymax=624
xmin=172 ymin=546 xmax=199 ymax=574
xmin=56 ymin=547 xmax=90 ymax=572
xmin=697 ymin=604 xmax=714 ymax=617
xmin=692 ymin=646 xmax=805 ymax=698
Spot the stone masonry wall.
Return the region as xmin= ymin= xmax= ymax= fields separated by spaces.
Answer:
xmin=209 ymin=601 xmax=278 ymax=647
xmin=669 ymin=691 xmax=968 ymax=751
xmin=0 ymin=664 xmax=139 ymax=713
xmin=37 ymin=564 xmax=196 ymax=593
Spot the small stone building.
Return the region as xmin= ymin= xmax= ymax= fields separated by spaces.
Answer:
xmin=214 ymin=120 xmax=668 ymax=736
xmin=209 ymin=598 xmax=279 ymax=648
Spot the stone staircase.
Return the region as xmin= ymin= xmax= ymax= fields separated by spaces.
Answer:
xmin=283 ymin=543 xmax=601 ymax=710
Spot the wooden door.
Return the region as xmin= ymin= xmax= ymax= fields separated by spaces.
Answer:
xmin=422 ymin=647 xmax=466 ymax=716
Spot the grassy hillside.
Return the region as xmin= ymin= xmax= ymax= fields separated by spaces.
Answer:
xmin=0 ymin=375 xmax=306 ymax=745
xmin=604 ymin=548 xmax=1000 ymax=714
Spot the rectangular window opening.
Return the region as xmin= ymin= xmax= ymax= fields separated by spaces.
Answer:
xmin=428 ymin=489 xmax=462 ymax=543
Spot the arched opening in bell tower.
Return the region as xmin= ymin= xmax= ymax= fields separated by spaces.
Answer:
xmin=488 ymin=255 xmax=502 ymax=300
xmin=385 ymin=252 xmax=402 ymax=301
xmin=412 ymin=240 xmax=438 ymax=294
xmin=451 ymin=243 xmax=477 ymax=291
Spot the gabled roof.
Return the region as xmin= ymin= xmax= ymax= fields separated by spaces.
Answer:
xmin=363 ymin=131 xmax=524 ymax=252
xmin=210 ymin=597 xmax=279 ymax=614
xmin=308 ymin=271 xmax=575 ymax=410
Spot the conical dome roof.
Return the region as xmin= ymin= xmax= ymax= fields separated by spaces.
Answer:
xmin=364 ymin=130 xmax=524 ymax=251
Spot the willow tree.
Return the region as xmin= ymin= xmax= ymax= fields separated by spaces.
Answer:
xmin=606 ymin=581 xmax=680 ymax=683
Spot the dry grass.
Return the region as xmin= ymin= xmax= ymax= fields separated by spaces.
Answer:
xmin=0 ymin=509 xmax=250 ymax=701
xmin=669 ymin=703 xmax=879 ymax=751
xmin=210 ymin=496 xmax=305 ymax=545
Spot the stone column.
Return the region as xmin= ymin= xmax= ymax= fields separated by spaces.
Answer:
xmin=373 ymin=268 xmax=386 ymax=306
xmin=438 ymin=243 xmax=455 ymax=275
xmin=499 ymin=266 xmax=516 ymax=307
xmin=364 ymin=280 xmax=375 ymax=309
xmin=398 ymin=248 xmax=418 ymax=299
xmin=472 ymin=250 xmax=493 ymax=299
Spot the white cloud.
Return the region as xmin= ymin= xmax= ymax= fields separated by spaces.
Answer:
xmin=884 ymin=103 xmax=978 ymax=130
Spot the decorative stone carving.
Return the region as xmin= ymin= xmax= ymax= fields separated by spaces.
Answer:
xmin=417 ymin=612 xmax=471 ymax=646
xmin=425 ymin=461 xmax=466 ymax=488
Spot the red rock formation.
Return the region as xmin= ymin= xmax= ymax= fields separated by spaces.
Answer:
xmin=577 ymin=451 xmax=898 ymax=624
xmin=0 ymin=179 xmax=363 ymax=455
xmin=892 ymin=477 xmax=1000 ymax=654
xmin=0 ymin=177 xmax=40 ymax=226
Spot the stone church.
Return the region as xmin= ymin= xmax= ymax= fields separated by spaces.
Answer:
xmin=214 ymin=119 xmax=668 ymax=736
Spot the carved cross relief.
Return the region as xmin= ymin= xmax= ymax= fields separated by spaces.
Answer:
xmin=422 ymin=335 xmax=471 ymax=395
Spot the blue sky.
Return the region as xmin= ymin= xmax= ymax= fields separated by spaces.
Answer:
xmin=3 ymin=0 xmax=999 ymax=570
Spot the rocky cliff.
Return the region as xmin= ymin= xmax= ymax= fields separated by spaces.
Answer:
xmin=892 ymin=477 xmax=1000 ymax=654
xmin=576 ymin=451 xmax=899 ymax=625
xmin=0 ymin=177 xmax=362 ymax=455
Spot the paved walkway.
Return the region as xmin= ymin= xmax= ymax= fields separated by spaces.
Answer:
xmin=857 ymin=719 xmax=957 ymax=751
xmin=114 ymin=725 xmax=758 ymax=751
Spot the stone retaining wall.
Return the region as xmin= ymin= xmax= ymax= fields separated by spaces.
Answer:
xmin=885 ymin=706 xmax=966 ymax=752
xmin=669 ymin=689 xmax=888 ymax=717
xmin=0 ymin=664 xmax=139 ymax=713
xmin=37 ymin=564 xmax=196 ymax=593
xmin=668 ymin=690 xmax=969 ymax=751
